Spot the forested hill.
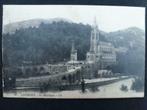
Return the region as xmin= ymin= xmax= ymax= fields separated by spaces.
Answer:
xmin=3 ymin=20 xmax=106 ymax=65
xmin=2 ymin=19 xmax=145 ymax=75
xmin=106 ymin=27 xmax=145 ymax=75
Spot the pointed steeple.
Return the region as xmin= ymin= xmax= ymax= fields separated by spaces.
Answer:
xmin=89 ymin=17 xmax=99 ymax=53
xmin=94 ymin=16 xmax=97 ymax=28
xmin=70 ymin=41 xmax=77 ymax=61
xmin=94 ymin=16 xmax=100 ymax=44
xmin=71 ymin=41 xmax=75 ymax=53
xmin=86 ymin=17 xmax=102 ymax=63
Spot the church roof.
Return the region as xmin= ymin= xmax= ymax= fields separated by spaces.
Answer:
xmin=98 ymin=41 xmax=112 ymax=46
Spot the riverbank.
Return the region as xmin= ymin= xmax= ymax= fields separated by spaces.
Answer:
xmin=3 ymin=77 xmax=144 ymax=98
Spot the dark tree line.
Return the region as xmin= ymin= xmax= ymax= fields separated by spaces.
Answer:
xmin=3 ymin=22 xmax=91 ymax=66
xmin=3 ymin=21 xmax=108 ymax=66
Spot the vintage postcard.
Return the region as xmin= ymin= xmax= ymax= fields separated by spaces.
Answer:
xmin=2 ymin=5 xmax=145 ymax=98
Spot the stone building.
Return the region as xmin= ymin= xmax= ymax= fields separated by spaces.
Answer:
xmin=86 ymin=18 xmax=116 ymax=68
xmin=98 ymin=41 xmax=116 ymax=68
xmin=86 ymin=17 xmax=100 ymax=63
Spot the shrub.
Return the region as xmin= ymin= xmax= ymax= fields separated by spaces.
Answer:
xmin=131 ymin=77 xmax=144 ymax=92
xmin=120 ymin=84 xmax=128 ymax=92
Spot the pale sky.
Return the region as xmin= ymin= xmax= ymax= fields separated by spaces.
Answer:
xmin=3 ymin=5 xmax=145 ymax=32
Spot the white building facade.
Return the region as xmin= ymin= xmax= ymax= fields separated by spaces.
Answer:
xmin=86 ymin=18 xmax=116 ymax=68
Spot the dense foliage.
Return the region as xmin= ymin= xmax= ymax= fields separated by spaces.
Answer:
xmin=3 ymin=22 xmax=92 ymax=65
xmin=107 ymin=27 xmax=145 ymax=75
xmin=131 ymin=77 xmax=144 ymax=92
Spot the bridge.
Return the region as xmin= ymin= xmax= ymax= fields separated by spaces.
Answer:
xmin=15 ymin=67 xmax=82 ymax=88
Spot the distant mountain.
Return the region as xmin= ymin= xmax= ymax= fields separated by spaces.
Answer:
xmin=107 ymin=27 xmax=145 ymax=49
xmin=3 ymin=18 xmax=73 ymax=34
xmin=106 ymin=27 xmax=145 ymax=75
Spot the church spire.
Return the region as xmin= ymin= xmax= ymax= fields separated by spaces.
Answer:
xmin=89 ymin=17 xmax=99 ymax=53
xmin=70 ymin=41 xmax=77 ymax=61
xmin=71 ymin=41 xmax=75 ymax=53
xmin=94 ymin=16 xmax=97 ymax=28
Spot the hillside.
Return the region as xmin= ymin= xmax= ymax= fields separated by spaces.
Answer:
xmin=2 ymin=19 xmax=145 ymax=75
xmin=107 ymin=27 xmax=145 ymax=75
xmin=3 ymin=18 xmax=73 ymax=34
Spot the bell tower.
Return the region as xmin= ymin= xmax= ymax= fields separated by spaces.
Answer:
xmin=86 ymin=17 xmax=99 ymax=63
xmin=90 ymin=17 xmax=99 ymax=53
xmin=70 ymin=41 xmax=77 ymax=61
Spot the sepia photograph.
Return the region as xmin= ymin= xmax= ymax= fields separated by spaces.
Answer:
xmin=2 ymin=5 xmax=145 ymax=98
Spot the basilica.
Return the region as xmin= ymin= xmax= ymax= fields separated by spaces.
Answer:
xmin=69 ymin=18 xmax=116 ymax=69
